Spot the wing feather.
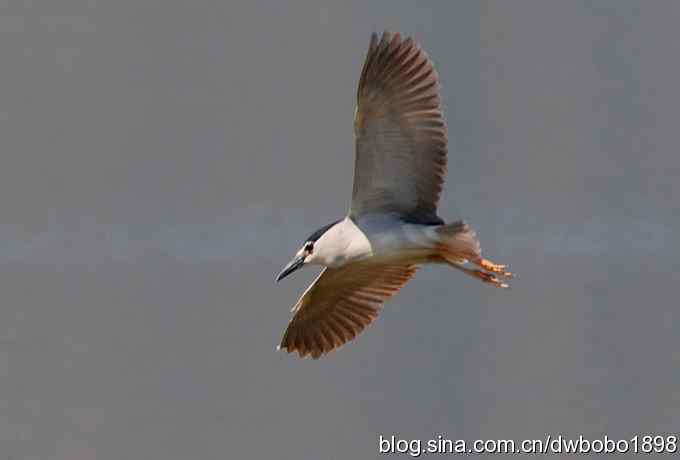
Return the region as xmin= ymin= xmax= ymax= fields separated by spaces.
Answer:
xmin=278 ymin=262 xmax=418 ymax=358
xmin=352 ymin=32 xmax=447 ymax=224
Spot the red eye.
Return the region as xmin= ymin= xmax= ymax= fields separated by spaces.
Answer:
xmin=305 ymin=243 xmax=314 ymax=252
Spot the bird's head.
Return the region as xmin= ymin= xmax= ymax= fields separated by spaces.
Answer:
xmin=276 ymin=219 xmax=342 ymax=282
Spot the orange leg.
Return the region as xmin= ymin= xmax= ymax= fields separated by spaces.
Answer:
xmin=435 ymin=244 xmax=512 ymax=287
xmin=450 ymin=263 xmax=509 ymax=288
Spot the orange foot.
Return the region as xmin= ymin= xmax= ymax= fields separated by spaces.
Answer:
xmin=480 ymin=258 xmax=513 ymax=278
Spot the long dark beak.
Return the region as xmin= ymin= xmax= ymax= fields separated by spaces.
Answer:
xmin=276 ymin=255 xmax=305 ymax=282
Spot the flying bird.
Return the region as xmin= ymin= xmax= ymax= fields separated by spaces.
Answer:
xmin=276 ymin=32 xmax=511 ymax=359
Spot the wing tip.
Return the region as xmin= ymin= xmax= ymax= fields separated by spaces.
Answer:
xmin=277 ymin=340 xmax=328 ymax=360
xmin=357 ymin=30 xmax=443 ymax=120
xmin=277 ymin=312 xmax=371 ymax=360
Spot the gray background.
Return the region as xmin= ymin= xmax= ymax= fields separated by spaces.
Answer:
xmin=1 ymin=1 xmax=678 ymax=459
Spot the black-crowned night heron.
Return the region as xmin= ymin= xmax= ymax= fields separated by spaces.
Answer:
xmin=276 ymin=32 xmax=511 ymax=359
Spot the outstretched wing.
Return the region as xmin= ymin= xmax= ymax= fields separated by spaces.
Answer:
xmin=279 ymin=262 xmax=418 ymax=358
xmin=351 ymin=31 xmax=448 ymax=224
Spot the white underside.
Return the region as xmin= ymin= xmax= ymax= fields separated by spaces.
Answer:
xmin=310 ymin=215 xmax=444 ymax=268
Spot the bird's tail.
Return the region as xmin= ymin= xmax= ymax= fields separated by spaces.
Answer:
xmin=435 ymin=220 xmax=512 ymax=287
xmin=435 ymin=220 xmax=481 ymax=264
